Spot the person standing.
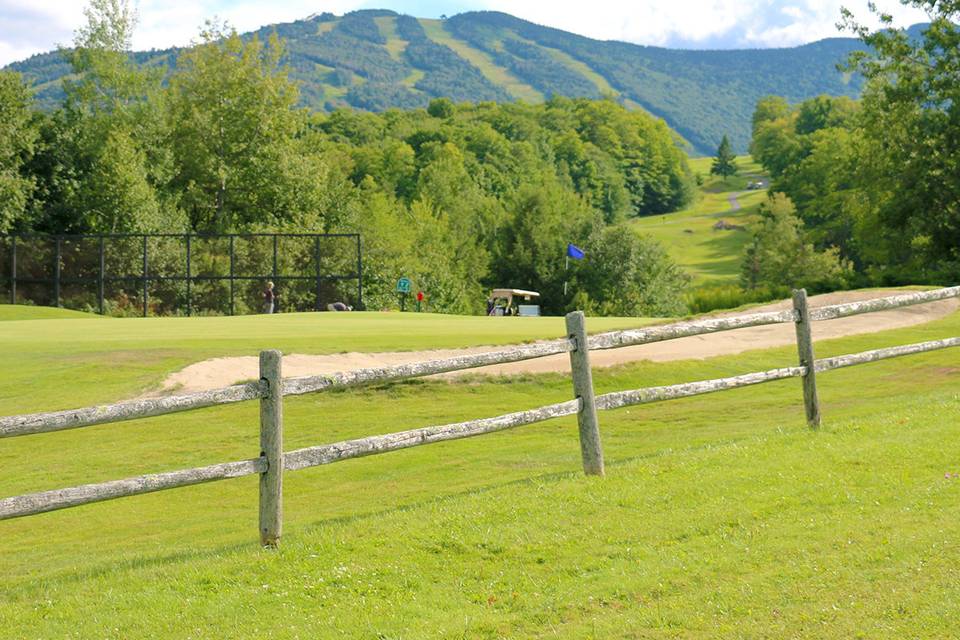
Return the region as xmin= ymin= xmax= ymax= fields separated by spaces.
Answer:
xmin=263 ymin=282 xmax=276 ymax=314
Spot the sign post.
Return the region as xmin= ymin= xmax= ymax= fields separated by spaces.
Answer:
xmin=396 ymin=277 xmax=412 ymax=311
xmin=416 ymin=291 xmax=424 ymax=312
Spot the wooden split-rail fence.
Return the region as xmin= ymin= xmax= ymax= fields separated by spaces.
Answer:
xmin=1 ymin=287 xmax=959 ymax=546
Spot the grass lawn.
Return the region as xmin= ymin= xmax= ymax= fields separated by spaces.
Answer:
xmin=0 ymin=306 xmax=652 ymax=415
xmin=633 ymin=155 xmax=768 ymax=286
xmin=0 ymin=305 xmax=107 ymax=321
xmin=1 ymin=306 xmax=960 ymax=637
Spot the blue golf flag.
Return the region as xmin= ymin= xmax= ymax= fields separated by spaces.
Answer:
xmin=567 ymin=243 xmax=585 ymax=260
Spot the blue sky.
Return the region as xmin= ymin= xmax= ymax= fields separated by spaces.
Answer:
xmin=0 ymin=0 xmax=931 ymax=67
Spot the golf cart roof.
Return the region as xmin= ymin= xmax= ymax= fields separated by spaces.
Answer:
xmin=490 ymin=288 xmax=540 ymax=298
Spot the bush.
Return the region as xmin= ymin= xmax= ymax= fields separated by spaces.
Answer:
xmin=574 ymin=225 xmax=690 ymax=317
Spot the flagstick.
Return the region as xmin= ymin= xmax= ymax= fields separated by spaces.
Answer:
xmin=564 ymin=254 xmax=569 ymax=296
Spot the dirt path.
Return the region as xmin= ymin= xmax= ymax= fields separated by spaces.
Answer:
xmin=727 ymin=191 xmax=743 ymax=213
xmin=726 ymin=174 xmax=767 ymax=214
xmin=154 ymin=290 xmax=959 ymax=395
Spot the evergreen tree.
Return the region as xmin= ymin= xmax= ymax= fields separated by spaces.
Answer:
xmin=710 ymin=135 xmax=737 ymax=178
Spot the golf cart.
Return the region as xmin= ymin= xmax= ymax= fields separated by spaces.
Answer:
xmin=487 ymin=288 xmax=541 ymax=316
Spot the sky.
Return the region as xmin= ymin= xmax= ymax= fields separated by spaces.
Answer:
xmin=0 ymin=0 xmax=932 ymax=67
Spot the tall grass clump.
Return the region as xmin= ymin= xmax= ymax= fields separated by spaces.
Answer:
xmin=685 ymin=284 xmax=790 ymax=314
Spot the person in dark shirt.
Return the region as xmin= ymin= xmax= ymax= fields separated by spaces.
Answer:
xmin=264 ymin=282 xmax=276 ymax=314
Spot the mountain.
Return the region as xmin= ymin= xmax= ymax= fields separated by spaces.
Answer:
xmin=5 ymin=9 xmax=871 ymax=155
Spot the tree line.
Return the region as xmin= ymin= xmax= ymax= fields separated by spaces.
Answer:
xmin=743 ymin=1 xmax=960 ymax=292
xmin=0 ymin=1 xmax=697 ymax=316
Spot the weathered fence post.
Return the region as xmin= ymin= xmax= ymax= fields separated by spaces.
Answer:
xmin=565 ymin=311 xmax=604 ymax=476
xmin=259 ymin=349 xmax=283 ymax=547
xmin=792 ymin=289 xmax=821 ymax=429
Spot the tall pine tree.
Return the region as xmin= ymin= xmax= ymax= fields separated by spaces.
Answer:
xmin=711 ymin=134 xmax=737 ymax=178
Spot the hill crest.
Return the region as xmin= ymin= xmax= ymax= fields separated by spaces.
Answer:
xmin=5 ymin=9 xmax=873 ymax=154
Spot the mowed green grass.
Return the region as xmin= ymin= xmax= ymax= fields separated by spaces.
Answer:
xmin=0 ymin=304 xmax=105 ymax=321
xmin=2 ymin=307 xmax=960 ymax=636
xmin=0 ymin=306 xmax=650 ymax=415
xmin=633 ymin=155 xmax=768 ymax=286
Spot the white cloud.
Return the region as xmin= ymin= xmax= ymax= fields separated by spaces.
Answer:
xmin=0 ymin=0 xmax=369 ymax=64
xmin=0 ymin=0 xmax=935 ymax=67
xmin=468 ymin=0 xmax=931 ymax=48
xmin=0 ymin=0 xmax=84 ymax=63
xmin=737 ymin=0 xmax=932 ymax=48
xmin=134 ymin=1 xmax=367 ymax=50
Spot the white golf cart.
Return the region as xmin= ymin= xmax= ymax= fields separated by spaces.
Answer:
xmin=487 ymin=288 xmax=541 ymax=316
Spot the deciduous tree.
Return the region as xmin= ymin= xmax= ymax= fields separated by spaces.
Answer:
xmin=0 ymin=71 xmax=36 ymax=231
xmin=840 ymin=1 xmax=960 ymax=281
xmin=167 ymin=23 xmax=313 ymax=232
xmin=741 ymin=193 xmax=851 ymax=291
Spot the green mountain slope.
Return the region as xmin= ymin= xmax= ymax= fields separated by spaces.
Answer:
xmin=5 ymin=9 xmax=868 ymax=154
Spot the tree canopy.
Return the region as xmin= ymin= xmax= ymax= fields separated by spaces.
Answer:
xmin=0 ymin=71 xmax=36 ymax=232
xmin=9 ymin=9 xmax=870 ymax=155
xmin=3 ymin=4 xmax=698 ymax=317
xmin=748 ymin=2 xmax=960 ymax=286
xmin=741 ymin=193 xmax=851 ymax=292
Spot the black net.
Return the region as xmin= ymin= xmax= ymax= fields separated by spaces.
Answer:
xmin=0 ymin=238 xmax=10 ymax=302
xmin=233 ymin=235 xmax=274 ymax=278
xmin=1 ymin=234 xmax=361 ymax=317
xmin=60 ymin=237 xmax=100 ymax=312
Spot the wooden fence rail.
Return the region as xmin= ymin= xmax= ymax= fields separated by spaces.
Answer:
xmin=0 ymin=458 xmax=266 ymax=520
xmin=0 ymin=382 xmax=265 ymax=439
xmin=2 ymin=287 xmax=958 ymax=545
xmin=0 ymin=340 xmax=576 ymax=439
xmin=809 ymin=286 xmax=960 ymax=321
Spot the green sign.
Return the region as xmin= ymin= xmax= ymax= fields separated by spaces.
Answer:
xmin=396 ymin=277 xmax=412 ymax=294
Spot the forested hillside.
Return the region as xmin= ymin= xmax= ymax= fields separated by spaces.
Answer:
xmin=0 ymin=11 xmax=697 ymax=318
xmin=5 ymin=9 xmax=869 ymax=154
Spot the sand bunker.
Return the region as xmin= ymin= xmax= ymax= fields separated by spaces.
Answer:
xmin=155 ymin=290 xmax=959 ymax=395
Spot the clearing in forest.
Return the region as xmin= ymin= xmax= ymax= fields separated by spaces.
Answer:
xmin=633 ymin=155 xmax=768 ymax=285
